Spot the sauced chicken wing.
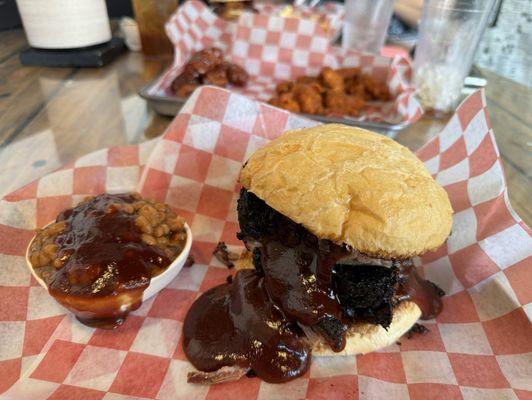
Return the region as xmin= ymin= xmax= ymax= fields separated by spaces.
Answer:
xmin=170 ymin=48 xmax=248 ymax=97
xmin=226 ymin=63 xmax=248 ymax=86
xmin=203 ymin=64 xmax=229 ymax=87
xmin=186 ymin=47 xmax=224 ymax=75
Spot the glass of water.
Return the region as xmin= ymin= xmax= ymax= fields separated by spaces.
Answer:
xmin=413 ymin=0 xmax=496 ymax=112
xmin=342 ymin=0 xmax=396 ymax=54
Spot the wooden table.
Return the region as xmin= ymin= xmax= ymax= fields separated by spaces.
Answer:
xmin=1 ymin=29 xmax=530 ymax=225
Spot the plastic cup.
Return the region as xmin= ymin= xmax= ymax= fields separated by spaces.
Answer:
xmin=131 ymin=0 xmax=178 ymax=55
xmin=342 ymin=0 xmax=396 ymax=54
xmin=413 ymin=0 xmax=496 ymax=112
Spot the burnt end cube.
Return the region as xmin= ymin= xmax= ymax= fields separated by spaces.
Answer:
xmin=314 ymin=316 xmax=347 ymax=352
xmin=252 ymin=247 xmax=263 ymax=273
xmin=237 ymin=188 xmax=277 ymax=240
xmin=333 ymin=264 xmax=399 ymax=328
xmin=237 ymin=188 xmax=299 ymax=241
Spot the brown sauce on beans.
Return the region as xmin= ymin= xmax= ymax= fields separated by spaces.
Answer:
xmin=29 ymin=193 xmax=187 ymax=329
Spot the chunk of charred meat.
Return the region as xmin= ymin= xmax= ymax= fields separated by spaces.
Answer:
xmin=251 ymin=247 xmax=263 ymax=272
xmin=213 ymin=242 xmax=239 ymax=268
xmin=406 ymin=323 xmax=430 ymax=339
xmin=184 ymin=255 xmax=195 ymax=268
xmin=314 ymin=316 xmax=347 ymax=351
xmin=332 ymin=264 xmax=399 ymax=328
xmin=237 ymin=188 xmax=285 ymax=242
xmin=171 ymin=48 xmax=248 ymax=97
xmin=174 ymin=82 xmax=200 ymax=98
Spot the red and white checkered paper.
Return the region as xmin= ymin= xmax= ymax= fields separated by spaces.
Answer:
xmin=1 ymin=86 xmax=531 ymax=400
xmin=253 ymin=2 xmax=345 ymax=42
xmin=147 ymin=0 xmax=422 ymax=126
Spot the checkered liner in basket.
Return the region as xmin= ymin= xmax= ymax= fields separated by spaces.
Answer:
xmin=0 ymin=87 xmax=530 ymax=400
xmin=147 ymin=0 xmax=422 ymax=126
xmin=253 ymin=2 xmax=345 ymax=41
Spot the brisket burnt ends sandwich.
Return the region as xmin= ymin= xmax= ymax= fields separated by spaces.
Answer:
xmin=183 ymin=124 xmax=453 ymax=384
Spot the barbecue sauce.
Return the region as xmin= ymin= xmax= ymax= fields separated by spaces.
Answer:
xmin=398 ymin=264 xmax=443 ymax=319
xmin=183 ymin=228 xmax=348 ymax=383
xmin=46 ymin=194 xmax=170 ymax=329
xmin=261 ymin=233 xmax=349 ymax=350
xmin=184 ymin=196 xmax=443 ymax=383
xmin=183 ymin=269 xmax=310 ymax=383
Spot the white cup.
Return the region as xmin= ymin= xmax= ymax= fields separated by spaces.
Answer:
xmin=16 ymin=0 xmax=112 ymax=49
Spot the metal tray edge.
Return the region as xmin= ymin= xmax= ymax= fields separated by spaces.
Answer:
xmin=139 ymin=78 xmax=410 ymax=132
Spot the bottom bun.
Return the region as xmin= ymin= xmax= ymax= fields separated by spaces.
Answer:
xmin=313 ymin=301 xmax=421 ymax=356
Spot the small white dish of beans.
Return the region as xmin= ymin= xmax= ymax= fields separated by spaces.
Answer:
xmin=25 ymin=193 xmax=193 ymax=328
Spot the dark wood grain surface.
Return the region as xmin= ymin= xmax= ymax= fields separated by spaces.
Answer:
xmin=0 ymin=29 xmax=530 ymax=225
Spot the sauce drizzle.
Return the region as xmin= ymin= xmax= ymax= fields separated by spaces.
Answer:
xmin=183 ymin=269 xmax=310 ymax=383
xmin=184 ymin=197 xmax=443 ymax=383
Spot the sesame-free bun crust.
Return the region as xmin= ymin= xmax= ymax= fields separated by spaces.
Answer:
xmin=240 ymin=124 xmax=452 ymax=259
xmin=312 ymin=301 xmax=421 ymax=356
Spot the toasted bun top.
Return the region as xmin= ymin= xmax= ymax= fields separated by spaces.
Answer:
xmin=240 ymin=124 xmax=452 ymax=258
xmin=313 ymin=301 xmax=421 ymax=356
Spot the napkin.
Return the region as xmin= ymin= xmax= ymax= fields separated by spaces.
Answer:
xmin=0 ymin=86 xmax=530 ymax=400
xmin=147 ymin=0 xmax=422 ymax=126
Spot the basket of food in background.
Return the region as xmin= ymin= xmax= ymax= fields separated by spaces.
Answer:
xmin=140 ymin=0 xmax=422 ymax=131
